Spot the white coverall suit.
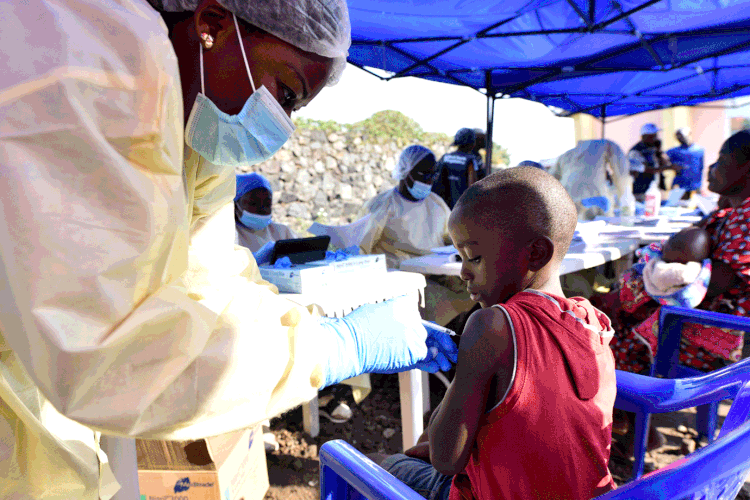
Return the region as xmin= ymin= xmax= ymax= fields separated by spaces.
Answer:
xmin=549 ymin=139 xmax=632 ymax=220
xmin=0 ymin=1 xmax=326 ymax=497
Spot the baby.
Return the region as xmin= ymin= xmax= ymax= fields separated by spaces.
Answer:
xmin=661 ymin=226 xmax=711 ymax=264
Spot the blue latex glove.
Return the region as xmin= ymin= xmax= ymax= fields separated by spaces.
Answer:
xmin=252 ymin=241 xmax=275 ymax=266
xmin=318 ymin=295 xmax=459 ymax=388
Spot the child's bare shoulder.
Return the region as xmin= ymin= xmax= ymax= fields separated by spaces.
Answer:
xmin=459 ymin=307 xmax=513 ymax=361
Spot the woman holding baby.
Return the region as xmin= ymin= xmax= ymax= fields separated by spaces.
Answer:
xmin=596 ymin=130 xmax=750 ymax=376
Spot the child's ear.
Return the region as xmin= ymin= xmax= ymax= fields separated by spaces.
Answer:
xmin=527 ymin=236 xmax=554 ymax=272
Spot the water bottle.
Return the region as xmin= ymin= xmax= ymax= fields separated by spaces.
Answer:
xmin=644 ymin=174 xmax=661 ymax=217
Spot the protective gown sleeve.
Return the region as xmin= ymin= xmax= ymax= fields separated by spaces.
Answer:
xmin=0 ymin=0 xmax=325 ymax=441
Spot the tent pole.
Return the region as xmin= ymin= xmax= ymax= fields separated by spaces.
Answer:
xmin=485 ymin=71 xmax=496 ymax=176
xmin=601 ymin=105 xmax=606 ymax=138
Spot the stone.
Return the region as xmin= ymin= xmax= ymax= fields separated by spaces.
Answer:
xmin=382 ymin=428 xmax=396 ymax=439
xmin=279 ymin=191 xmax=297 ymax=203
xmin=310 ymin=141 xmax=323 ymax=150
xmin=269 ymin=178 xmax=283 ymax=193
xmin=260 ymin=160 xmax=280 ymax=174
xmin=327 ymin=132 xmax=339 ymax=142
xmin=680 ymin=438 xmax=696 ymax=455
xmin=339 ymin=184 xmax=353 ymax=200
xmin=287 ymin=202 xmax=311 ymax=219
xmin=326 ymin=156 xmax=338 ymax=171
xmin=322 ymin=172 xmax=337 ymax=192
xmin=298 ymin=157 xmax=309 ymax=168
xmin=296 ymin=169 xmax=311 ymax=185
xmin=365 ymin=184 xmax=378 ymax=199
xmin=311 ymin=129 xmax=327 ymax=143
xmin=297 ymin=135 xmax=309 ymax=145
xmin=275 ymin=149 xmax=292 ymax=162
xmin=353 ymin=136 xmax=362 ymax=146
xmin=333 ymin=140 xmax=346 ymax=151
xmin=291 ymin=143 xmax=302 ymax=157
xmin=343 ymin=202 xmax=360 ymax=216
xmin=296 ymin=183 xmax=317 ymax=202
xmin=383 ymin=157 xmax=396 ymax=172
xmin=314 ymin=160 xmax=326 ymax=174
xmin=313 ymin=190 xmax=328 ymax=207
xmin=373 ymin=175 xmax=384 ymax=188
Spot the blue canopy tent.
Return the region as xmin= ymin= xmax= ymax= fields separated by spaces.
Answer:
xmin=347 ymin=0 xmax=750 ymax=168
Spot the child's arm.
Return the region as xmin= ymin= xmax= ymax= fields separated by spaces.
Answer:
xmin=428 ymin=308 xmax=513 ymax=476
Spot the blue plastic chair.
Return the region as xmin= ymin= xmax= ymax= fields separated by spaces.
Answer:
xmin=616 ymin=357 xmax=750 ymax=479
xmin=654 ymin=306 xmax=750 ymax=445
xmin=321 ymin=380 xmax=750 ymax=500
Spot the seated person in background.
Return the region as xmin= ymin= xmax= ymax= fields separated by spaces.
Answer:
xmin=375 ymin=167 xmax=617 ymax=500
xmin=358 ymin=145 xmax=474 ymax=326
xmin=234 ymin=172 xmax=297 ymax=252
xmin=549 ymin=139 xmax=631 ymax=220
xmin=432 ymin=128 xmax=482 ymax=209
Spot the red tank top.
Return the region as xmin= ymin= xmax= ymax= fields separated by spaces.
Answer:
xmin=449 ymin=290 xmax=617 ymax=500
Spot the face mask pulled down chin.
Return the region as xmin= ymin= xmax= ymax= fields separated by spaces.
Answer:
xmin=184 ymin=13 xmax=295 ymax=167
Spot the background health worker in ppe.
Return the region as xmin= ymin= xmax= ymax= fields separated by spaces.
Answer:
xmin=234 ymin=172 xmax=298 ymax=252
xmin=0 ymin=1 xmax=457 ymax=498
xmin=358 ymin=145 xmax=476 ymax=327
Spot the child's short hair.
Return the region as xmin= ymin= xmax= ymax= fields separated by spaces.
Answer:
xmin=452 ymin=166 xmax=578 ymax=258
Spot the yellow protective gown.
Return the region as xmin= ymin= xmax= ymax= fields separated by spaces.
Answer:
xmin=358 ymin=189 xmax=452 ymax=269
xmin=0 ymin=1 xmax=326 ymax=498
xmin=549 ymin=139 xmax=631 ymax=220
xmin=357 ymin=189 xmax=472 ymax=325
xmin=236 ymin=221 xmax=298 ymax=252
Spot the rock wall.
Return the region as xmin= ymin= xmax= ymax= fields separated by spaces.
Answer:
xmin=238 ymin=126 xmax=452 ymax=235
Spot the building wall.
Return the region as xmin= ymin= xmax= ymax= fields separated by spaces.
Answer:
xmin=573 ymin=105 xmax=728 ymax=188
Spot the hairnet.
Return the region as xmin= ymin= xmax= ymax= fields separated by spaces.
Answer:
xmin=517 ymin=160 xmax=545 ymax=170
xmin=392 ymin=145 xmax=435 ymax=181
xmin=149 ymin=0 xmax=351 ymax=85
xmin=235 ymin=172 xmax=272 ymax=202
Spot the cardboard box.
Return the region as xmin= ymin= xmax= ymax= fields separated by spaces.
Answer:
xmin=260 ymin=254 xmax=387 ymax=294
xmin=137 ymin=425 xmax=268 ymax=500
xmin=259 ymin=263 xmax=335 ymax=294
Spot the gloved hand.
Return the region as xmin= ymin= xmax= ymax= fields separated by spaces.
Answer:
xmin=252 ymin=241 xmax=275 ymax=265
xmin=318 ymin=295 xmax=458 ymax=388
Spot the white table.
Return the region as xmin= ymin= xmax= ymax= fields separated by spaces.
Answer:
xmin=281 ymin=270 xmax=430 ymax=451
xmin=593 ymin=214 xmax=702 ymax=246
xmin=400 ymin=238 xmax=641 ymax=277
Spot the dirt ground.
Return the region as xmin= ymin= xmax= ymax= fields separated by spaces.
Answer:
xmin=262 ymin=373 xmax=750 ymax=500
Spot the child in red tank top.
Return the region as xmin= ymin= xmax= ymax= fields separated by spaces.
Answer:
xmin=378 ymin=167 xmax=617 ymax=500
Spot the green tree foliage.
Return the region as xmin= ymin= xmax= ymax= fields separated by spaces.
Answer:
xmin=294 ymin=110 xmax=509 ymax=165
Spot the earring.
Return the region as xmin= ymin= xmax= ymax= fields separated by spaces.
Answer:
xmin=200 ymin=32 xmax=214 ymax=49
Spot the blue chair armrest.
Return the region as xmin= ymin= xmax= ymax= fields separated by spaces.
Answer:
xmin=656 ymin=306 xmax=750 ymax=378
xmin=616 ymin=362 xmax=750 ymax=414
xmin=319 ymin=440 xmax=424 ymax=500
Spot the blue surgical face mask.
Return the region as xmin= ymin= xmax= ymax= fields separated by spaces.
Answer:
xmin=184 ymin=14 xmax=295 ymax=167
xmin=407 ymin=179 xmax=433 ymax=200
xmin=239 ymin=211 xmax=272 ymax=231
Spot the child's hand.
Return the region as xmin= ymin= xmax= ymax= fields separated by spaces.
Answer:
xmin=404 ymin=442 xmax=431 ymax=461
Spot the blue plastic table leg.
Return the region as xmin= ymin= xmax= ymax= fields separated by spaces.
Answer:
xmin=632 ymin=411 xmax=651 ymax=480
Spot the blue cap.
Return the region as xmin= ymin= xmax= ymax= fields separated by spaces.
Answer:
xmin=453 ymin=128 xmax=477 ymax=146
xmin=235 ymin=173 xmax=272 ymax=202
